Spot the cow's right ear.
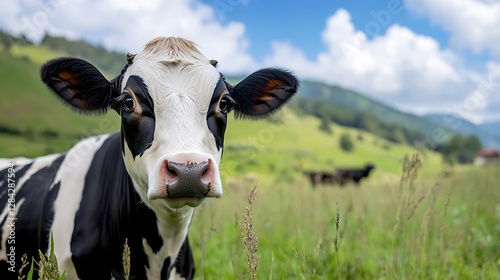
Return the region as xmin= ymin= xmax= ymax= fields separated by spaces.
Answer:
xmin=40 ymin=57 xmax=117 ymax=115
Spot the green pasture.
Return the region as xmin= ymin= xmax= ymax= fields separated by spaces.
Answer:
xmin=189 ymin=158 xmax=500 ymax=279
xmin=222 ymin=110 xmax=442 ymax=181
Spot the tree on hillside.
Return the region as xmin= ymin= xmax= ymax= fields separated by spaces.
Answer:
xmin=385 ymin=126 xmax=407 ymax=144
xmin=354 ymin=112 xmax=378 ymax=132
xmin=464 ymin=135 xmax=482 ymax=162
xmin=442 ymin=134 xmax=482 ymax=164
xmin=319 ymin=117 xmax=332 ymax=134
xmin=0 ymin=31 xmax=32 ymax=49
xmin=340 ymin=133 xmax=354 ymax=152
xmin=0 ymin=31 xmax=15 ymax=50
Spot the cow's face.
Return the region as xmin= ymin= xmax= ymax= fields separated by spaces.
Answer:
xmin=116 ymin=38 xmax=228 ymax=209
xmin=41 ymin=37 xmax=298 ymax=211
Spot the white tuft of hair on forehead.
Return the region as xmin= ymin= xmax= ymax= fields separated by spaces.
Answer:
xmin=142 ymin=37 xmax=206 ymax=64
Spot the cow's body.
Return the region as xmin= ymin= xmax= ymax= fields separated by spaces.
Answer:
xmin=0 ymin=37 xmax=298 ymax=279
xmin=305 ymin=164 xmax=375 ymax=188
xmin=336 ymin=164 xmax=375 ymax=186
xmin=304 ymin=171 xmax=339 ymax=187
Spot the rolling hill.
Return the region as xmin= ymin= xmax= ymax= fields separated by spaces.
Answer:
xmin=297 ymin=81 xmax=455 ymax=140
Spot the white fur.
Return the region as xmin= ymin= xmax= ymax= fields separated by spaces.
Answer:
xmin=51 ymin=135 xmax=111 ymax=279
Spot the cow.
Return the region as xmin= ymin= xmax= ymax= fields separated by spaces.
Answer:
xmin=336 ymin=163 xmax=375 ymax=186
xmin=0 ymin=37 xmax=298 ymax=279
xmin=304 ymin=171 xmax=339 ymax=188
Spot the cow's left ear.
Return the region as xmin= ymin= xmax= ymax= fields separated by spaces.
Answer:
xmin=229 ymin=68 xmax=299 ymax=118
xmin=40 ymin=57 xmax=117 ymax=115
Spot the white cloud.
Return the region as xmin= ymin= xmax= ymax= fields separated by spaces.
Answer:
xmin=265 ymin=9 xmax=474 ymax=117
xmin=405 ymin=0 xmax=500 ymax=56
xmin=0 ymin=0 xmax=256 ymax=73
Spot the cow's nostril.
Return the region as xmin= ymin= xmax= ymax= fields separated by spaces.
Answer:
xmin=166 ymin=163 xmax=178 ymax=177
xmin=161 ymin=160 xmax=179 ymax=185
xmin=200 ymin=159 xmax=213 ymax=183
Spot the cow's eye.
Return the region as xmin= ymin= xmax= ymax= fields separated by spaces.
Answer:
xmin=123 ymin=96 xmax=136 ymax=112
xmin=219 ymin=96 xmax=233 ymax=113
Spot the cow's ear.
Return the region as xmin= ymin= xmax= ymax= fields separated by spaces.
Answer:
xmin=229 ymin=68 xmax=299 ymax=118
xmin=40 ymin=57 xmax=117 ymax=115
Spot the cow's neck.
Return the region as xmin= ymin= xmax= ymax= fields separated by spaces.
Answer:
xmin=138 ymin=189 xmax=195 ymax=278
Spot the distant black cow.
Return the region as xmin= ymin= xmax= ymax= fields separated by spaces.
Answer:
xmin=336 ymin=164 xmax=375 ymax=186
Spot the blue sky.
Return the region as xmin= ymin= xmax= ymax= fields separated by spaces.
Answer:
xmin=209 ymin=0 xmax=446 ymax=60
xmin=1 ymin=0 xmax=500 ymax=124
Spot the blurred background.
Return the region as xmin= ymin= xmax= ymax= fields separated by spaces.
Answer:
xmin=1 ymin=0 xmax=499 ymax=278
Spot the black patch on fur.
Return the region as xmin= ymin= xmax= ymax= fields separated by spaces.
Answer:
xmin=206 ymin=78 xmax=232 ymax=150
xmin=161 ymin=257 xmax=172 ymax=279
xmin=71 ymin=133 xmax=164 ymax=279
xmin=121 ymin=75 xmax=155 ymax=158
xmin=0 ymin=155 xmax=64 ymax=278
xmin=172 ymin=237 xmax=195 ymax=279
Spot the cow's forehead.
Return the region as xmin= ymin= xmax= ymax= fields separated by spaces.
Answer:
xmin=121 ymin=37 xmax=221 ymax=106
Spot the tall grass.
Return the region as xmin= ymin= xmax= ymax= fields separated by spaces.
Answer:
xmin=241 ymin=186 xmax=259 ymax=280
xmin=190 ymin=154 xmax=500 ymax=279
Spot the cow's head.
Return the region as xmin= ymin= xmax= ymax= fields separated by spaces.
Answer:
xmin=41 ymin=37 xmax=298 ymax=210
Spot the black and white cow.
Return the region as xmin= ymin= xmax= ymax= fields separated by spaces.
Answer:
xmin=0 ymin=37 xmax=298 ymax=279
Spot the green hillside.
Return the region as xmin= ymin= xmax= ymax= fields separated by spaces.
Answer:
xmin=297 ymin=81 xmax=454 ymax=140
xmin=0 ymin=37 xmax=442 ymax=180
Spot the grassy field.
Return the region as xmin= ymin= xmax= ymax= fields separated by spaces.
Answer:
xmin=189 ymin=156 xmax=500 ymax=279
